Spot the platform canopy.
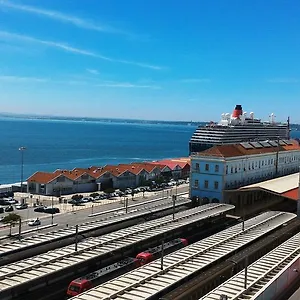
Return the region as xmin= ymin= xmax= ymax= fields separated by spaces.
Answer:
xmin=239 ymin=173 xmax=299 ymax=201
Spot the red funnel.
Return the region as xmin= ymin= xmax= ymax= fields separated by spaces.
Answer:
xmin=232 ymin=105 xmax=243 ymax=118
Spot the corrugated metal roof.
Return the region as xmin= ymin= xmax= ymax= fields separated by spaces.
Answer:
xmin=240 ymin=173 xmax=299 ymax=194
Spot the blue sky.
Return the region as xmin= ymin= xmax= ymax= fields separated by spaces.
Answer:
xmin=0 ymin=0 xmax=299 ymax=122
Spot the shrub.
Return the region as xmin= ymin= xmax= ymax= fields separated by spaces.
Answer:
xmin=104 ymin=188 xmax=115 ymax=194
xmin=90 ymin=192 xmax=99 ymax=198
xmin=71 ymin=194 xmax=83 ymax=201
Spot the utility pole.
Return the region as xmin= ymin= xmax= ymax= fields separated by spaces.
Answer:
xmin=18 ymin=218 xmax=22 ymax=241
xmin=125 ymin=197 xmax=128 ymax=213
xmin=75 ymin=225 xmax=79 ymax=251
xmin=160 ymin=238 xmax=165 ymax=270
xmin=242 ymin=201 xmax=245 ymax=231
xmin=51 ymin=196 xmax=54 ymax=225
xmin=244 ymin=256 xmax=248 ymax=289
xmin=172 ymin=195 xmax=176 ymax=220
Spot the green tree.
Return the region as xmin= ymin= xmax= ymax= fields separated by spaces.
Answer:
xmin=90 ymin=192 xmax=99 ymax=198
xmin=104 ymin=188 xmax=115 ymax=194
xmin=71 ymin=194 xmax=83 ymax=201
xmin=2 ymin=213 xmax=21 ymax=224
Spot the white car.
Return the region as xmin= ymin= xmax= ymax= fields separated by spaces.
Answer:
xmin=28 ymin=219 xmax=41 ymax=226
xmin=3 ymin=198 xmax=18 ymax=204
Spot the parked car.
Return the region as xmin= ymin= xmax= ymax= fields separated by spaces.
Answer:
xmin=68 ymin=200 xmax=83 ymax=206
xmin=34 ymin=205 xmax=47 ymax=213
xmin=44 ymin=207 xmax=60 ymax=214
xmin=6 ymin=198 xmax=18 ymax=204
xmin=81 ymin=197 xmax=91 ymax=203
xmin=28 ymin=219 xmax=41 ymax=226
xmin=16 ymin=203 xmax=28 ymax=210
xmin=0 ymin=198 xmax=18 ymax=205
xmin=4 ymin=205 xmax=14 ymax=212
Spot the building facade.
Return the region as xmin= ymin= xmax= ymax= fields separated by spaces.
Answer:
xmin=190 ymin=140 xmax=300 ymax=203
xmin=27 ymin=158 xmax=190 ymax=196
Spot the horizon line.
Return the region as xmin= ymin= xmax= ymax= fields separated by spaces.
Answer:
xmin=0 ymin=111 xmax=205 ymax=124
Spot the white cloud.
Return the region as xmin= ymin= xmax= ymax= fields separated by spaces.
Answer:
xmin=0 ymin=75 xmax=48 ymax=82
xmin=0 ymin=30 xmax=163 ymax=70
xmin=0 ymin=0 xmax=128 ymax=36
xmin=181 ymin=78 xmax=211 ymax=83
xmin=86 ymin=69 xmax=99 ymax=75
xmin=96 ymin=82 xmax=161 ymax=89
xmin=0 ymin=74 xmax=160 ymax=89
xmin=267 ymin=78 xmax=299 ymax=83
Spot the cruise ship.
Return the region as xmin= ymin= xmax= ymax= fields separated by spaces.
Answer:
xmin=189 ymin=105 xmax=290 ymax=154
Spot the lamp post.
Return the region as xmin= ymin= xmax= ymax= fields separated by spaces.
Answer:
xmin=19 ymin=147 xmax=26 ymax=193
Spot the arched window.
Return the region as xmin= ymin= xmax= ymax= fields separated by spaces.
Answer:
xmin=202 ymin=197 xmax=209 ymax=204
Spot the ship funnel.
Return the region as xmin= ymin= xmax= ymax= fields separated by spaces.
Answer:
xmin=232 ymin=104 xmax=243 ymax=118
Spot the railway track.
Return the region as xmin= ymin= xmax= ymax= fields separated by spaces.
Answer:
xmin=162 ymin=217 xmax=300 ymax=300
xmin=69 ymin=211 xmax=296 ymax=300
xmin=0 ymin=203 xmax=233 ymax=300
xmin=201 ymin=231 xmax=300 ymax=300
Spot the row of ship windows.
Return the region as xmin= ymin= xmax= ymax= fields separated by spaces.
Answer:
xmin=194 ymin=180 xmax=219 ymax=190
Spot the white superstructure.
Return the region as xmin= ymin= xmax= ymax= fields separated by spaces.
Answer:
xmin=190 ymin=105 xmax=290 ymax=154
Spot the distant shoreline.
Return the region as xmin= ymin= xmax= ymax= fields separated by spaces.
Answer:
xmin=0 ymin=113 xmax=204 ymax=127
xmin=0 ymin=113 xmax=299 ymax=128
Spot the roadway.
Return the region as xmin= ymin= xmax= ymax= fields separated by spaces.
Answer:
xmin=0 ymin=185 xmax=189 ymax=238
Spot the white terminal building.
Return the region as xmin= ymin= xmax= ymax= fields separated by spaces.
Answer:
xmin=190 ymin=139 xmax=300 ymax=203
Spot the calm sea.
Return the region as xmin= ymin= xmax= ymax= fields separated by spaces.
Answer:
xmin=0 ymin=117 xmax=299 ymax=185
xmin=0 ymin=118 xmax=196 ymax=184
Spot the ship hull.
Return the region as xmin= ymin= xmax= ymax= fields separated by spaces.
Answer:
xmin=189 ymin=124 xmax=289 ymax=154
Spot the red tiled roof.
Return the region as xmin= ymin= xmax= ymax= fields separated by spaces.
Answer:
xmin=281 ymin=188 xmax=299 ymax=201
xmin=53 ymin=169 xmax=92 ymax=180
xmin=195 ymin=140 xmax=300 ymax=158
xmin=27 ymin=171 xmax=61 ymax=184
xmin=150 ymin=160 xmax=183 ymax=170
xmin=130 ymin=162 xmax=160 ymax=173
xmin=27 ymin=157 xmax=190 ymax=183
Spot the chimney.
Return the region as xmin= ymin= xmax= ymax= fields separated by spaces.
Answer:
xmin=232 ymin=105 xmax=243 ymax=118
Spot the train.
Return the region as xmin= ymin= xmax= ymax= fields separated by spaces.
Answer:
xmin=66 ymin=238 xmax=188 ymax=297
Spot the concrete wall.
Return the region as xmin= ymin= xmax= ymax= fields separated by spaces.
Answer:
xmin=112 ymin=171 xmax=136 ymax=189
xmin=74 ymin=183 xmax=97 ymax=193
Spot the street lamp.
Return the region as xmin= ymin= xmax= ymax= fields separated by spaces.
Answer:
xmin=19 ymin=147 xmax=26 ymax=194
